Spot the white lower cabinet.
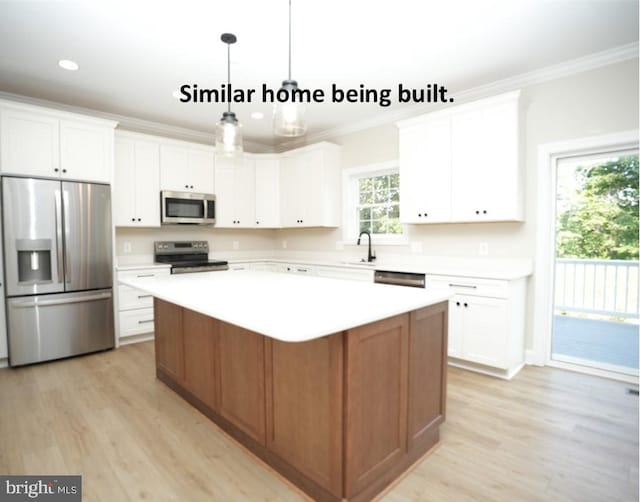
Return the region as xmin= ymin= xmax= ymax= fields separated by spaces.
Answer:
xmin=428 ymin=274 xmax=526 ymax=379
xmin=116 ymin=267 xmax=170 ymax=344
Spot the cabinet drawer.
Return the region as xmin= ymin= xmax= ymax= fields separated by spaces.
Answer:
xmin=118 ymin=285 xmax=153 ymax=310
xmin=118 ymin=267 xmax=170 ymax=281
xmin=120 ymin=308 xmax=155 ymax=338
xmin=426 ymin=275 xmax=508 ymax=298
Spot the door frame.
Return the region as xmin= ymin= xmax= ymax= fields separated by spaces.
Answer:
xmin=531 ymin=129 xmax=639 ymax=382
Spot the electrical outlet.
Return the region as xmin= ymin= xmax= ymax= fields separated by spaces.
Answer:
xmin=282 ymin=240 xmax=287 ymax=249
xmin=479 ymin=242 xmax=489 ymax=256
xmin=232 ymin=241 xmax=239 ymax=250
xmin=123 ymin=241 xmax=132 ymax=254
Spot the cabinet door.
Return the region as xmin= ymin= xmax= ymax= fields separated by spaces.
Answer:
xmin=345 ymin=314 xmax=408 ymax=498
xmin=189 ymin=150 xmax=215 ymax=193
xmin=265 ymin=335 xmax=343 ymax=496
xmin=182 ymin=308 xmax=217 ymax=410
xmin=60 ymin=120 xmax=112 ymax=183
xmin=217 ymin=322 xmax=266 ymax=444
xmin=233 ymin=158 xmax=256 ymax=228
xmin=134 ymin=140 xmax=160 ymax=226
xmin=213 ymin=165 xmax=235 ymax=227
xmin=447 ymin=298 xmax=464 ymax=358
xmin=399 ymin=119 xmax=451 ymax=224
xmin=0 ymin=109 xmax=59 ymax=178
xmin=461 ymin=296 xmax=509 ymax=368
xmin=154 ymin=299 xmax=184 ymax=382
xmin=113 ymin=138 xmax=137 ymax=226
xmin=254 ymin=158 xmax=280 ymax=227
xmin=279 ymin=156 xmax=300 ymax=227
xmin=160 ymin=145 xmax=189 ymax=191
xmin=451 ymin=100 xmax=519 ymax=221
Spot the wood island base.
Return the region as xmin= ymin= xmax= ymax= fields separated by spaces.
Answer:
xmin=154 ymin=298 xmax=448 ymax=502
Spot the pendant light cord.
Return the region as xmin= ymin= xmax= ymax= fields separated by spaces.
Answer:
xmin=227 ymin=42 xmax=231 ymax=113
xmin=288 ymin=0 xmax=292 ymax=80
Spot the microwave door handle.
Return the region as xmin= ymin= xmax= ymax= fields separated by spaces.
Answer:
xmin=203 ymin=199 xmax=208 ymax=219
xmin=54 ymin=190 xmax=63 ymax=283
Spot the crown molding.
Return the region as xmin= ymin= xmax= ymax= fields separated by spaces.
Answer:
xmin=0 ymin=90 xmax=274 ymax=153
xmin=276 ymin=42 xmax=639 ymax=150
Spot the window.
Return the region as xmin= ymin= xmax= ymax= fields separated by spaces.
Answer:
xmin=343 ymin=161 xmax=406 ymax=244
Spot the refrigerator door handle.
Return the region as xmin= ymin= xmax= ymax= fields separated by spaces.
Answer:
xmin=10 ymin=291 xmax=112 ymax=308
xmin=54 ymin=189 xmax=64 ymax=283
xmin=63 ymin=190 xmax=71 ymax=284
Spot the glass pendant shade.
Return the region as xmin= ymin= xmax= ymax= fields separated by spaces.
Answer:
xmin=215 ymin=111 xmax=243 ymax=157
xmin=273 ymin=80 xmax=307 ymax=137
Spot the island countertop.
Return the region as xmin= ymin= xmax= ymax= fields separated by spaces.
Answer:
xmin=119 ymin=270 xmax=452 ymax=342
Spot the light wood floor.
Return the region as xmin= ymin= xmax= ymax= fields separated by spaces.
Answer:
xmin=0 ymin=342 xmax=637 ymax=501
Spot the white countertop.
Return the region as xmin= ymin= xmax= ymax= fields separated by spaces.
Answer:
xmin=119 ymin=270 xmax=452 ymax=342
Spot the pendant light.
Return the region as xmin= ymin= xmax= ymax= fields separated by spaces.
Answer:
xmin=215 ymin=33 xmax=243 ymax=156
xmin=273 ymin=0 xmax=307 ymax=137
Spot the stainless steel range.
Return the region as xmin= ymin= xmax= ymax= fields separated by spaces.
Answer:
xmin=154 ymin=241 xmax=228 ymax=274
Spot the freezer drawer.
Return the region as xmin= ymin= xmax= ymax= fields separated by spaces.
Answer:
xmin=7 ymin=289 xmax=115 ymax=366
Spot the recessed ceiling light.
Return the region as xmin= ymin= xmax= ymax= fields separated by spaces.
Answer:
xmin=58 ymin=59 xmax=79 ymax=71
xmin=251 ymin=112 xmax=264 ymax=120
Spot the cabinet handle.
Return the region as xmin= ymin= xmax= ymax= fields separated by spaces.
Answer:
xmin=131 ymin=218 xmax=135 ymax=222
xmin=62 ymin=169 xmax=67 ymax=173
xmin=54 ymin=168 xmax=59 ymax=173
xmin=475 ymin=210 xmax=480 ymax=215
xmin=418 ymin=213 xmax=422 ymax=217
xmin=137 ymin=294 xmax=152 ymax=299
xmin=138 ymin=319 xmax=154 ymax=324
xmin=449 ymin=283 xmax=477 ymax=289
xmin=136 ymin=274 xmax=155 ymax=278
xmin=190 ymin=185 xmax=194 ymax=189
xmin=297 ymin=268 xmax=308 ymax=273
xmin=137 ymin=218 xmax=141 ymax=222
xmin=185 ymin=184 xmax=189 ymax=189
xmin=464 ymin=303 xmax=468 ymax=308
xmin=256 ymin=221 xmax=260 ymax=224
xmin=483 ymin=210 xmax=487 ymax=214
xmin=456 ymin=301 xmax=460 ymax=306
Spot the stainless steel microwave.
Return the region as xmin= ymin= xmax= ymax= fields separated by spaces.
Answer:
xmin=161 ymin=191 xmax=216 ymax=225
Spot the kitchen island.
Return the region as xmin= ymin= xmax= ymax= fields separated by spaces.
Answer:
xmin=120 ymin=271 xmax=451 ymax=502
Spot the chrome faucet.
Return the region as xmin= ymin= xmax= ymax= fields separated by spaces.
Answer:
xmin=357 ymin=231 xmax=376 ymax=263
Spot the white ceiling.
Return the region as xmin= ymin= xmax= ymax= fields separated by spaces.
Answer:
xmin=0 ymin=0 xmax=637 ymax=148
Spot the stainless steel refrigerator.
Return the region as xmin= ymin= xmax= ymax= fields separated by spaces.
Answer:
xmin=2 ymin=176 xmax=114 ymax=366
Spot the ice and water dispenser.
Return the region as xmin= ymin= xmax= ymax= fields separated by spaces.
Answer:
xmin=16 ymin=239 xmax=53 ymax=284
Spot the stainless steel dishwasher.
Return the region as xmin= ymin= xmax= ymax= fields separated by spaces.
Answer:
xmin=374 ymin=270 xmax=426 ymax=288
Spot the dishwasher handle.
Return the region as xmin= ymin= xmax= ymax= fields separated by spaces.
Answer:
xmin=374 ymin=270 xmax=426 ymax=288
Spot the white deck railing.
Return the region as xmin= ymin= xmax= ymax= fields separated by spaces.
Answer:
xmin=555 ymin=259 xmax=639 ymax=318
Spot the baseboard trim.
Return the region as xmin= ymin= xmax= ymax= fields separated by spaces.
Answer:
xmin=119 ymin=333 xmax=154 ymax=346
xmin=448 ymin=358 xmax=525 ymax=380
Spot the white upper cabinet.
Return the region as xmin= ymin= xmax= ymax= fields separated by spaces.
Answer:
xmin=0 ymin=102 xmax=116 ymax=183
xmin=397 ymin=91 xmax=522 ymax=224
xmin=450 ymin=99 xmax=520 ymax=221
xmin=280 ymin=142 xmax=341 ymax=228
xmin=254 ymin=157 xmax=280 ymax=228
xmin=114 ymin=132 xmax=161 ymax=227
xmin=214 ymin=156 xmax=256 ymax=228
xmin=160 ymin=143 xmax=215 ymax=193
xmin=0 ymin=109 xmax=59 ymax=178
xmin=399 ymin=117 xmax=451 ymax=223
xmin=60 ymin=120 xmax=113 ymax=183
